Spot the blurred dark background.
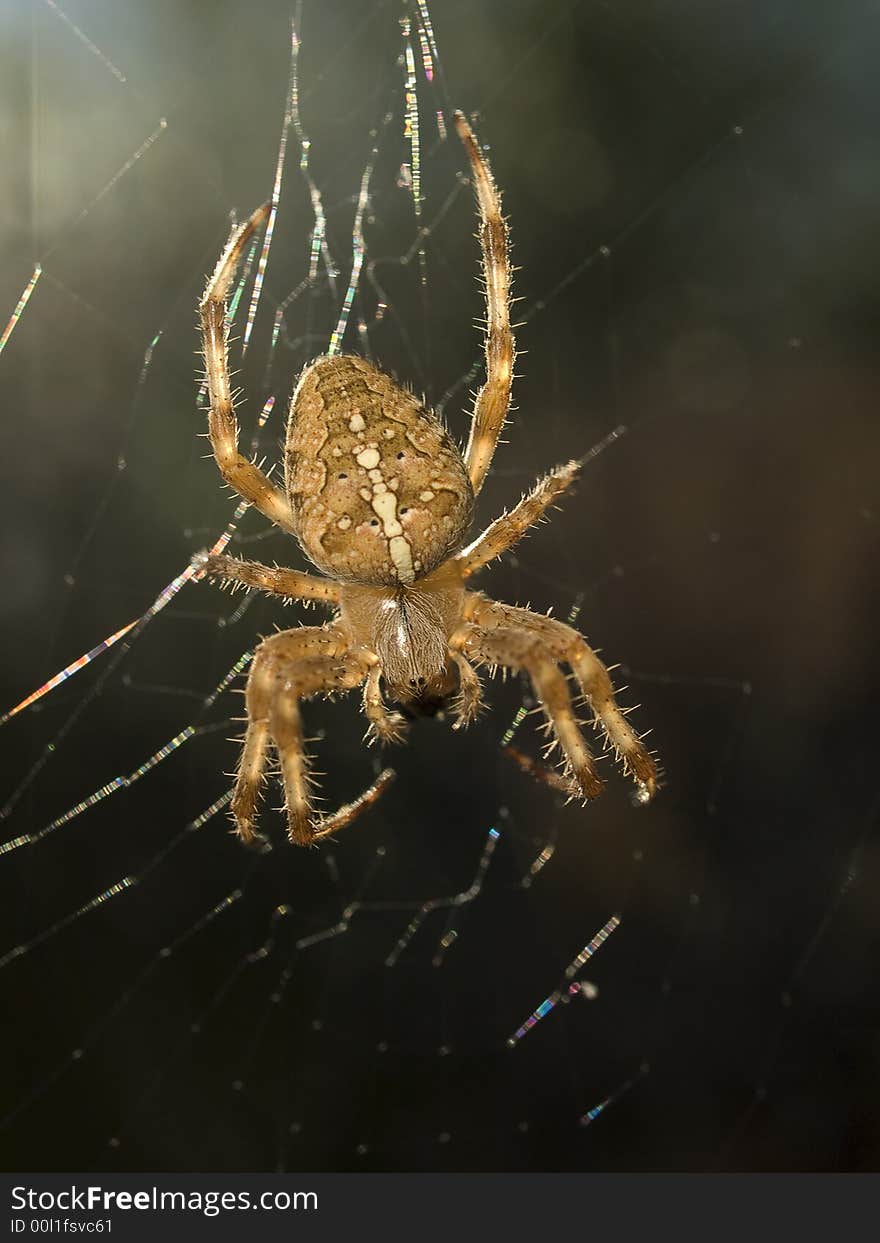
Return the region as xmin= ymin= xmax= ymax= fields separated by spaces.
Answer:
xmin=1 ymin=0 xmax=879 ymax=1172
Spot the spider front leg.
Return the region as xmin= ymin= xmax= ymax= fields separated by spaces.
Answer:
xmin=199 ymin=204 xmax=296 ymax=534
xmin=466 ymin=596 xmax=657 ymax=801
xmin=455 ymin=112 xmax=515 ymax=496
xmin=234 ymin=625 xmax=390 ymax=845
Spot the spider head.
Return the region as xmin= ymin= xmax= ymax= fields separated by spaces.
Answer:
xmin=395 ymin=665 xmax=460 ymax=720
xmin=371 ymin=590 xmax=448 ymax=703
xmin=340 ymin=565 xmax=469 ymax=714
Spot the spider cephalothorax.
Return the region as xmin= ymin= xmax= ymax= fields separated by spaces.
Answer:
xmin=199 ymin=112 xmax=658 ymax=846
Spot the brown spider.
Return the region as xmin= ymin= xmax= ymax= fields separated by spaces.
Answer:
xmin=199 ymin=112 xmax=657 ymax=846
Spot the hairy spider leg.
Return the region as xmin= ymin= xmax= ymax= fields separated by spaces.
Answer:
xmin=362 ymin=662 xmax=408 ymax=743
xmin=206 ymin=553 xmax=339 ymax=604
xmin=310 ymin=768 xmax=396 ymax=841
xmin=233 ymin=626 xmax=392 ymax=844
xmin=447 ymin=647 xmax=483 ymax=729
xmin=199 ymin=203 xmax=297 ymax=534
xmin=457 ymin=460 xmax=581 ymax=577
xmin=463 ymin=620 xmax=604 ymax=801
xmin=466 ymin=597 xmax=657 ymax=799
xmin=454 ymin=112 xmax=515 ymax=496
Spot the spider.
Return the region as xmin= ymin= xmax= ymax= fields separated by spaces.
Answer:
xmin=198 ymin=112 xmax=658 ymax=846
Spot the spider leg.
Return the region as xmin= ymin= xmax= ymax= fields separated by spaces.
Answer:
xmin=233 ymin=625 xmax=389 ymax=845
xmin=268 ymin=655 xmax=366 ymax=845
xmin=466 ymin=596 xmax=658 ymax=800
xmin=455 ymin=113 xmax=514 ymax=497
xmin=205 ymin=553 xmax=340 ymax=605
xmin=199 ymin=204 xmax=296 ymax=534
xmin=311 ymin=768 xmax=396 ymax=841
xmin=457 ymin=460 xmax=581 ymax=578
xmin=503 ymin=745 xmax=580 ymax=797
xmin=462 ymin=620 xmax=603 ymax=801
xmin=447 ymin=645 xmax=484 ymax=730
xmin=363 ymin=663 xmax=408 ymax=744
xmin=232 ymin=650 xmax=273 ymax=844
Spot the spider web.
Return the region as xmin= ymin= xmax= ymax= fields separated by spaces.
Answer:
xmin=2 ymin=0 xmax=879 ymax=1173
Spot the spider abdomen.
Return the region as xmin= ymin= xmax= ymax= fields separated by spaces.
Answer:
xmin=285 ymin=355 xmax=473 ymax=586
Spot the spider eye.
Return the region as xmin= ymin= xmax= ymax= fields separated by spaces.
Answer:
xmin=369 ymin=518 xmax=379 ymax=527
xmin=338 ymin=472 xmax=348 ymax=480
xmin=396 ymin=451 xmax=405 ymax=460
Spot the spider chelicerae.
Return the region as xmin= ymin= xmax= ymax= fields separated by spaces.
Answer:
xmin=199 ymin=112 xmax=658 ymax=846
